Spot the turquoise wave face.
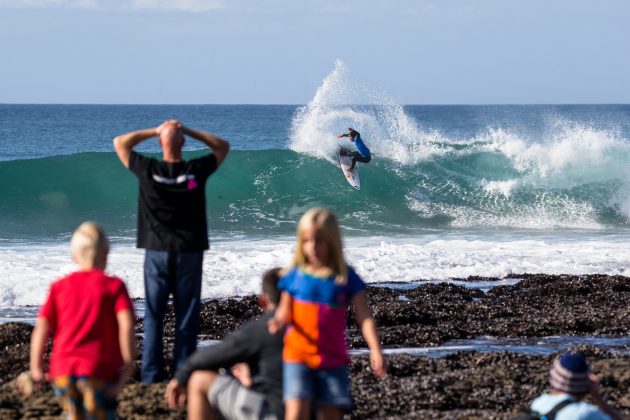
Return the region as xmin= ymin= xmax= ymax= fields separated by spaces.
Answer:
xmin=0 ymin=149 xmax=628 ymax=240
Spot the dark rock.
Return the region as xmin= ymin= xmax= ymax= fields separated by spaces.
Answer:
xmin=1 ymin=274 xmax=628 ymax=418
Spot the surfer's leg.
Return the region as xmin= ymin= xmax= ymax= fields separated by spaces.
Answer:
xmin=348 ymin=152 xmax=360 ymax=170
xmin=350 ymin=152 xmax=370 ymax=170
xmin=350 ymin=154 xmax=371 ymax=170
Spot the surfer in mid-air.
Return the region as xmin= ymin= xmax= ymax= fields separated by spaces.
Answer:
xmin=337 ymin=128 xmax=371 ymax=172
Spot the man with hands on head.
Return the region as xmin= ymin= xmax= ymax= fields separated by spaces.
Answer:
xmin=113 ymin=120 xmax=229 ymax=384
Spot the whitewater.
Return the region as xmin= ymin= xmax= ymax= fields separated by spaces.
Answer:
xmin=0 ymin=60 xmax=629 ymax=309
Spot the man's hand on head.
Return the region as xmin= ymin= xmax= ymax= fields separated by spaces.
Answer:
xmin=157 ymin=120 xmax=182 ymax=135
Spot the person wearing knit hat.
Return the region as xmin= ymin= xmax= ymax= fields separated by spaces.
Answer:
xmin=528 ymin=352 xmax=623 ymax=420
xmin=549 ymin=352 xmax=591 ymax=394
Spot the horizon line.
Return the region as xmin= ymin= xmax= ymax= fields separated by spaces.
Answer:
xmin=2 ymin=102 xmax=629 ymax=106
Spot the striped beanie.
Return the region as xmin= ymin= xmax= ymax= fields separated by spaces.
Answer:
xmin=549 ymin=352 xmax=590 ymax=395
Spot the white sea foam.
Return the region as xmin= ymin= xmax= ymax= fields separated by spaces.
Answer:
xmin=475 ymin=124 xmax=630 ymax=220
xmin=289 ymin=60 xmax=445 ymax=165
xmin=0 ymin=233 xmax=627 ymax=307
xmin=408 ymin=191 xmax=606 ymax=230
xmin=492 ymin=124 xmax=630 ymax=187
xmin=481 ymin=179 xmax=519 ymax=198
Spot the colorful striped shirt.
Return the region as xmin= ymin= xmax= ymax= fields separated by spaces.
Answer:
xmin=278 ymin=266 xmax=366 ymax=369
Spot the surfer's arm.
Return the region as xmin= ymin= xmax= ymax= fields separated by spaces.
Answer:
xmin=113 ymin=127 xmax=159 ymax=168
xmin=353 ymin=291 xmax=387 ymax=377
xmin=181 ymin=125 xmax=230 ymax=167
xmin=29 ymin=316 xmax=50 ymax=383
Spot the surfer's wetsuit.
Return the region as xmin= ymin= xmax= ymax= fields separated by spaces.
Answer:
xmin=348 ymin=135 xmax=371 ymax=170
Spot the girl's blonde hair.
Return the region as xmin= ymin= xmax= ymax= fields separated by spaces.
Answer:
xmin=293 ymin=208 xmax=348 ymax=285
xmin=71 ymin=222 xmax=109 ymax=267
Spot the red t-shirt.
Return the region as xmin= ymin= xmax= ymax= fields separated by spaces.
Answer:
xmin=39 ymin=269 xmax=134 ymax=382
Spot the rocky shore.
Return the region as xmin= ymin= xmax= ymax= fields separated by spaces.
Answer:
xmin=1 ymin=274 xmax=628 ymax=419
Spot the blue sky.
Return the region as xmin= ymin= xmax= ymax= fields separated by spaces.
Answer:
xmin=0 ymin=0 xmax=628 ymax=104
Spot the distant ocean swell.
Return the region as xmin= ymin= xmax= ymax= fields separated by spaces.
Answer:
xmin=1 ymin=143 xmax=629 ymax=241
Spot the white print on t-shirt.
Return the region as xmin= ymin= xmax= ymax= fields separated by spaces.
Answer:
xmin=152 ymin=174 xmax=188 ymax=185
xmin=152 ymin=174 xmax=198 ymax=190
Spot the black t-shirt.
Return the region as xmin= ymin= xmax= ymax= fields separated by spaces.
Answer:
xmin=129 ymin=151 xmax=218 ymax=251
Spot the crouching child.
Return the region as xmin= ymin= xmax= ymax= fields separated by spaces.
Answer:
xmin=166 ymin=268 xmax=284 ymax=420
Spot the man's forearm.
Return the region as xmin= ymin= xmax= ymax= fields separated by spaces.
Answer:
xmin=113 ymin=128 xmax=158 ymax=168
xmin=182 ymin=126 xmax=230 ymax=165
xmin=115 ymin=128 xmax=157 ymax=149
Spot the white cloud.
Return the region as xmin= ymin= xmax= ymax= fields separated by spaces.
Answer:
xmin=0 ymin=0 xmax=97 ymax=8
xmin=130 ymin=0 xmax=223 ymax=12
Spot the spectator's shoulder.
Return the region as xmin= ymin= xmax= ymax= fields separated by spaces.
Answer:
xmin=190 ymin=153 xmax=218 ymax=176
xmin=564 ymin=402 xmax=612 ymax=420
xmin=51 ymin=271 xmax=78 ymax=287
xmin=223 ymin=312 xmax=273 ymax=350
xmin=284 ymin=266 xmax=299 ymax=277
xmin=346 ymin=265 xmax=362 ymax=281
xmin=529 ymin=394 xmax=607 ymax=420
xmin=346 ymin=265 xmax=366 ymax=292
xmin=194 ymin=152 xmax=216 ymax=162
xmin=278 ymin=266 xmax=298 ymax=288
xmin=128 ymin=150 xmax=156 ymax=172
xmin=108 ymin=274 xmax=128 ymax=288
xmin=245 ymin=312 xmax=274 ymax=332
xmin=46 ymin=276 xmax=64 ymax=295
xmin=43 ymin=272 xmax=78 ymax=303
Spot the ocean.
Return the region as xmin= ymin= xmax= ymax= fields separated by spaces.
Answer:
xmin=1 ymin=65 xmax=629 ymax=315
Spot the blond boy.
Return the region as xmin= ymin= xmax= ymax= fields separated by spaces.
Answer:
xmin=28 ymin=222 xmax=135 ymax=419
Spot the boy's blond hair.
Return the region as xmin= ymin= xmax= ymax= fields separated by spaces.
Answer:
xmin=293 ymin=208 xmax=348 ymax=285
xmin=71 ymin=222 xmax=109 ymax=266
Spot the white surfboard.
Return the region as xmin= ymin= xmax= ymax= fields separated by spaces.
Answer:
xmin=339 ymin=147 xmax=360 ymax=190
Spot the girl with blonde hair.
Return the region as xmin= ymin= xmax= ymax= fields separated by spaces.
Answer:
xmin=269 ymin=208 xmax=386 ymax=420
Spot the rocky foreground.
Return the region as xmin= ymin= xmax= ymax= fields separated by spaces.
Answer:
xmin=0 ymin=274 xmax=628 ymax=419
